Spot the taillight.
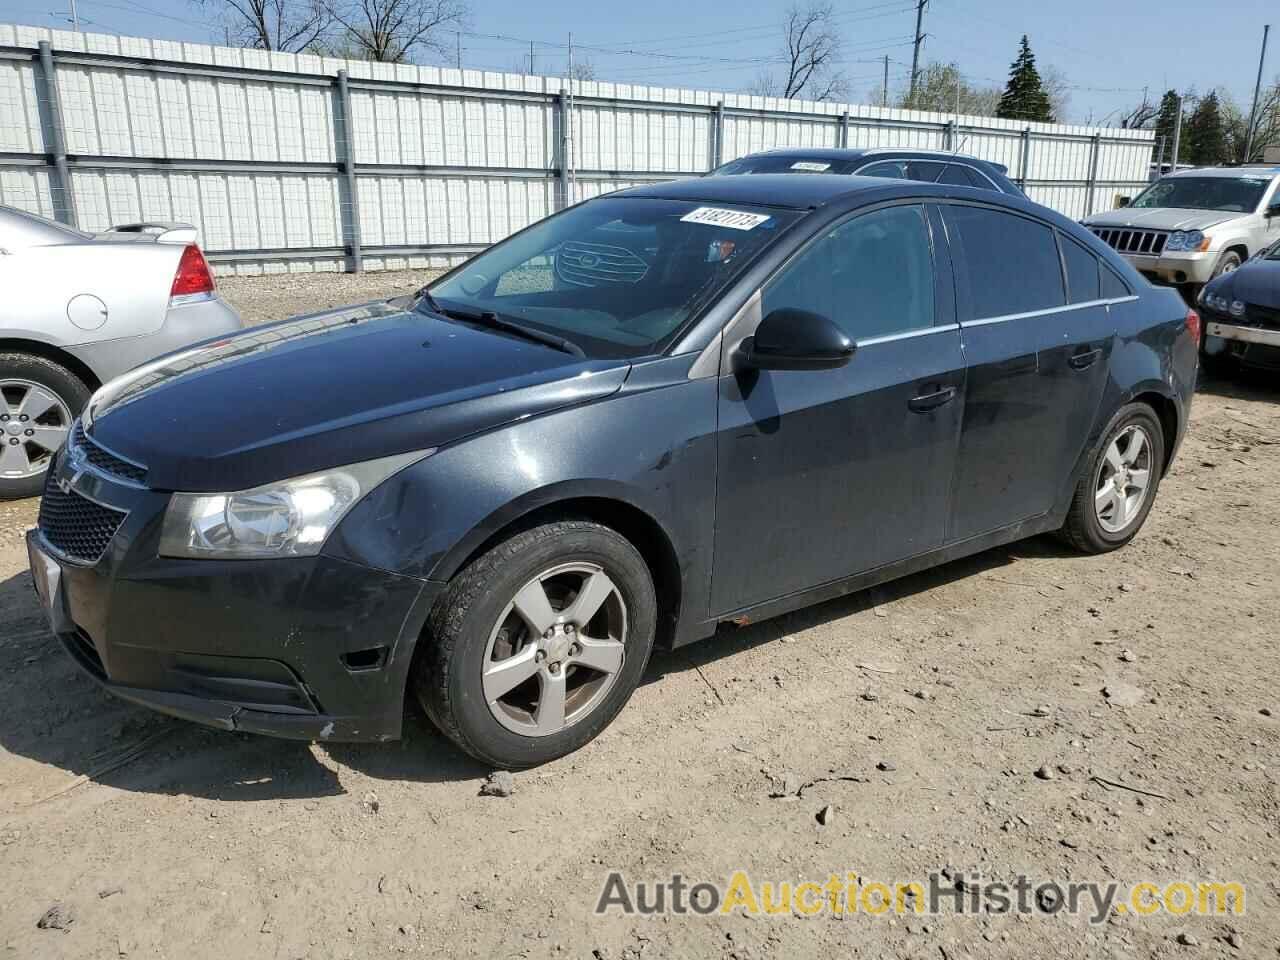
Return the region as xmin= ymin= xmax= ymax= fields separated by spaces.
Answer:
xmin=1185 ymin=308 xmax=1201 ymax=346
xmin=170 ymin=244 xmax=215 ymax=297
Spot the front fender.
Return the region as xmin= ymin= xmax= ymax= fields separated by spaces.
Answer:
xmin=322 ymin=356 xmax=720 ymax=629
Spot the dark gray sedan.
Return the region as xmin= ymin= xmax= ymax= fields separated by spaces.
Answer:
xmin=29 ymin=174 xmax=1197 ymax=769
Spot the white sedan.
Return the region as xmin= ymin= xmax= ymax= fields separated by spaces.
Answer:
xmin=0 ymin=206 xmax=244 ymax=498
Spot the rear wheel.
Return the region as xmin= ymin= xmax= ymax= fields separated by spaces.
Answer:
xmin=413 ymin=520 xmax=657 ymax=768
xmin=1059 ymin=403 xmax=1165 ymax=554
xmin=0 ymin=353 xmax=89 ymax=500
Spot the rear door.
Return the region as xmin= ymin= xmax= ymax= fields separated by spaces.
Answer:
xmin=711 ymin=202 xmax=965 ymax=615
xmin=941 ymin=203 xmax=1116 ymax=541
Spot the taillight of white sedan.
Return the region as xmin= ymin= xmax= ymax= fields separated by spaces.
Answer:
xmin=0 ymin=205 xmax=243 ymax=499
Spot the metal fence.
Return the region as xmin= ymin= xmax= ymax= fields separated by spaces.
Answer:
xmin=0 ymin=22 xmax=1157 ymax=275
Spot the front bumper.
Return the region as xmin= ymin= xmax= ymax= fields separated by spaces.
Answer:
xmin=27 ymin=455 xmax=442 ymax=742
xmin=1119 ymin=252 xmax=1215 ymax=286
xmin=1204 ymin=320 xmax=1280 ymax=371
xmin=1205 ymin=321 xmax=1280 ymax=348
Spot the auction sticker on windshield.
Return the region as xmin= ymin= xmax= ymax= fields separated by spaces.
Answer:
xmin=790 ymin=161 xmax=831 ymax=172
xmin=680 ymin=207 xmax=772 ymax=230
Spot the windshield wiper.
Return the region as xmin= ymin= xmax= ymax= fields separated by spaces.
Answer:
xmin=422 ymin=299 xmax=584 ymax=358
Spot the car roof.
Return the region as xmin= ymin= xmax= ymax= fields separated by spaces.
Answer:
xmin=737 ymin=146 xmax=993 ymax=165
xmin=612 ymin=173 xmax=899 ymax=209
xmin=1166 ymin=166 xmax=1280 ymax=179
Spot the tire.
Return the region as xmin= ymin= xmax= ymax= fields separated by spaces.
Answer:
xmin=0 ymin=353 xmax=90 ymax=501
xmin=413 ymin=520 xmax=657 ymax=768
xmin=1210 ymin=250 xmax=1242 ymax=279
xmin=1058 ymin=402 xmax=1166 ymax=554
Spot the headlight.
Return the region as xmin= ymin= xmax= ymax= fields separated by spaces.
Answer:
xmin=1230 ymin=300 xmax=1246 ymax=318
xmin=1204 ymin=292 xmax=1231 ymax=313
xmin=159 ymin=450 xmax=431 ymax=559
xmin=1166 ymin=230 xmax=1206 ymax=253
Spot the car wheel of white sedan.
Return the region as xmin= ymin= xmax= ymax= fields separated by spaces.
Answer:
xmin=0 ymin=352 xmax=90 ymax=500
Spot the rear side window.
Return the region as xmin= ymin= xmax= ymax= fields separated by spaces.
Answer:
xmin=1060 ymin=234 xmax=1101 ymax=303
xmin=945 ymin=205 xmax=1065 ymax=319
xmin=1101 ymin=263 xmax=1131 ymax=299
xmin=857 ymin=160 xmax=908 ymax=180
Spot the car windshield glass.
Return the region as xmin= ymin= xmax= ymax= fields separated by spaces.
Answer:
xmin=423 ymin=197 xmax=801 ymax=359
xmin=710 ymin=155 xmax=860 ymax=175
xmin=1128 ymin=176 xmax=1272 ymax=213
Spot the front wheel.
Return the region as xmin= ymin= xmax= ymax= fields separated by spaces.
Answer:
xmin=413 ymin=520 xmax=657 ymax=768
xmin=1058 ymin=403 xmax=1165 ymax=554
xmin=1 ymin=353 xmax=90 ymax=500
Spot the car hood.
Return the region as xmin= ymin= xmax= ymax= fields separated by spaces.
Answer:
xmin=1083 ymin=208 xmax=1245 ymax=232
xmin=83 ymin=301 xmax=630 ymax=492
xmin=1207 ymin=256 xmax=1280 ymax=310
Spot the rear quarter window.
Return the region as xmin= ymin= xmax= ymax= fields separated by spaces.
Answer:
xmin=1101 ymin=262 xmax=1131 ymax=299
xmin=1059 ymin=233 xmax=1101 ymax=303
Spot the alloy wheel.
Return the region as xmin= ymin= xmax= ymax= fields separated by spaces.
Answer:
xmin=0 ymin=380 xmax=72 ymax=480
xmin=1094 ymin=424 xmax=1153 ymax=534
xmin=482 ymin=562 xmax=628 ymax=737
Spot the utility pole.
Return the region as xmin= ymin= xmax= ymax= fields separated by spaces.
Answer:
xmin=69 ymin=0 xmax=80 ymax=30
xmin=908 ymin=0 xmax=928 ymax=104
xmin=455 ymin=31 xmax=461 ymax=70
xmin=1245 ymin=24 xmax=1271 ymax=162
xmin=1170 ymin=93 xmax=1184 ymax=170
xmin=529 ymin=40 xmax=535 ymax=75
xmin=882 ymin=55 xmax=889 ymax=107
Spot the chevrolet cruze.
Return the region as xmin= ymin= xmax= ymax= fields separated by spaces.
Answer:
xmin=28 ymin=175 xmax=1198 ymax=768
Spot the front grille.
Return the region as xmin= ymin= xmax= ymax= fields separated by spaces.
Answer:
xmin=1244 ymin=303 xmax=1280 ymax=331
xmin=71 ymin=422 xmax=147 ymax=484
xmin=1092 ymin=228 xmax=1168 ymax=256
xmin=37 ymin=470 xmax=127 ymax=564
xmin=556 ymin=241 xmax=650 ymax=287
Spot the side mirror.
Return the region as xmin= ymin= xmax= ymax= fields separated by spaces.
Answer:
xmin=1267 ymin=201 xmax=1280 ymax=219
xmin=1114 ymin=196 xmax=1131 ymax=209
xmin=737 ymin=308 xmax=854 ymax=371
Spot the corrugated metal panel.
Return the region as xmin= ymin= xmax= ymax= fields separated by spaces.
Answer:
xmin=0 ymin=22 xmax=1155 ymax=273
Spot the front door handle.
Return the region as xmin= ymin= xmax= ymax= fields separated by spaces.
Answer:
xmin=1069 ymin=347 xmax=1102 ymax=371
xmin=908 ymin=386 xmax=957 ymax=413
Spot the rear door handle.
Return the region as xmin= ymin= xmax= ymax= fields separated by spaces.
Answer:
xmin=908 ymin=386 xmax=956 ymax=413
xmin=1069 ymin=348 xmax=1102 ymax=370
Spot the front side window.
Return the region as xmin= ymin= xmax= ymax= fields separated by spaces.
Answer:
xmin=945 ymin=205 xmax=1065 ymax=319
xmin=762 ymin=204 xmax=936 ymax=341
xmin=426 ymin=198 xmax=801 ymax=359
xmin=1128 ymin=176 xmax=1272 ymax=213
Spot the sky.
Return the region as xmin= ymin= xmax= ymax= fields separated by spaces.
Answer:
xmin=3 ymin=0 xmax=1274 ymax=125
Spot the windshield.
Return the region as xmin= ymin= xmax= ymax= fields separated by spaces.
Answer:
xmin=424 ymin=197 xmax=800 ymax=359
xmin=710 ymin=155 xmax=861 ymax=176
xmin=1128 ymin=176 xmax=1272 ymax=213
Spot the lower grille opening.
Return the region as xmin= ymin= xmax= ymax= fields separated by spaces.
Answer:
xmin=67 ymin=627 xmax=107 ymax=679
xmin=341 ymin=647 xmax=387 ymax=671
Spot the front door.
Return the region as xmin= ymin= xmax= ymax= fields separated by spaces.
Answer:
xmin=940 ymin=203 xmax=1116 ymax=542
xmin=711 ymin=203 xmax=965 ymax=617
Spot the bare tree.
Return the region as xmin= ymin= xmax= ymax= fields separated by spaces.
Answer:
xmin=898 ymin=63 xmax=999 ymax=116
xmin=198 ymin=0 xmax=333 ymax=52
xmin=1118 ymin=91 xmax=1159 ymax=130
xmin=1221 ymin=80 xmax=1280 ymax=162
xmin=1040 ymin=65 xmax=1071 ymax=123
xmin=751 ymin=2 xmax=847 ymax=101
xmin=326 ymin=0 xmax=467 ymax=63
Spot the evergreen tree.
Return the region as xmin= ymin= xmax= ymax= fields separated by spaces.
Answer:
xmin=1184 ymin=91 xmax=1228 ymax=166
xmin=996 ymin=36 xmax=1054 ymax=123
xmin=1152 ymin=90 xmax=1181 ymax=145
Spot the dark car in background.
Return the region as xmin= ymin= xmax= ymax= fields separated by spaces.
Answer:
xmin=709 ymin=147 xmax=1027 ymax=197
xmin=1199 ymin=237 xmax=1280 ymax=373
xmin=28 ymin=174 xmax=1196 ymax=769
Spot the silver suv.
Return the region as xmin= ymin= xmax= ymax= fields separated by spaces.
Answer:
xmin=1083 ymin=166 xmax=1280 ymax=289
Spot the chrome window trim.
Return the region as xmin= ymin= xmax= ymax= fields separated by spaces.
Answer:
xmin=960 ymin=295 xmax=1138 ymax=328
xmin=856 ymin=323 xmax=959 ymax=347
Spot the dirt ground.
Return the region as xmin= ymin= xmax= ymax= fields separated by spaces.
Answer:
xmin=1 ymin=273 xmax=1279 ymax=958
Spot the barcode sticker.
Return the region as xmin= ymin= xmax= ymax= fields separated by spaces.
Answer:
xmin=790 ymin=161 xmax=831 ymax=172
xmin=679 ymin=207 xmax=772 ymax=230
